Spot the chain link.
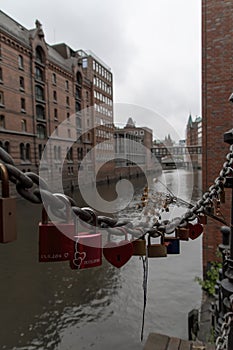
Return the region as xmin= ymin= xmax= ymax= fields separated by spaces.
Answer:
xmin=216 ymin=312 xmax=233 ymax=350
xmin=0 ymin=145 xmax=232 ymax=237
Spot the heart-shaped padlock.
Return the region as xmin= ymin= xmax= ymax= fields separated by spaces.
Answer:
xmin=188 ymin=223 xmax=203 ymax=240
xmin=103 ymin=230 xmax=133 ymax=268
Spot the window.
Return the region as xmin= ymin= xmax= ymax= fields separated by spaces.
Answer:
xmin=37 ymin=124 xmax=46 ymax=139
xmin=54 ymin=145 xmax=57 ymax=160
xmin=21 ymin=98 xmax=26 ymax=112
xmin=0 ymin=68 xmax=2 ymax=82
xmin=82 ymin=58 xmax=88 ymax=69
xmin=0 ymin=115 xmax=5 ymax=128
xmin=68 ymin=129 xmax=71 ymax=138
xmin=58 ymin=146 xmax=61 ymax=160
xmin=26 ymin=143 xmax=30 ymax=160
xmin=18 ymin=55 xmax=24 ymax=69
xmin=20 ymin=143 xmax=25 ymax=160
xmin=67 ymin=112 xmax=70 ymax=121
xmin=77 ymin=72 xmax=82 ymax=85
xmin=0 ymin=91 xmax=4 ymax=106
xmin=19 ymin=76 xmax=24 ymax=90
xmin=53 ymin=90 xmax=57 ymax=102
xmin=77 ymin=147 xmax=83 ymax=160
xmin=65 ymin=80 xmax=69 ymax=91
xmin=35 ymin=46 xmax=45 ymax=64
xmin=54 ymin=108 xmax=58 ymax=120
xmin=76 ymin=87 xmax=81 ymax=99
xmin=66 ymin=96 xmax=70 ymax=106
xmin=35 ymin=67 xmax=43 ymax=81
xmin=93 ymin=60 xmax=96 ymax=70
xmin=35 ymin=85 xmax=44 ymax=101
xmin=52 ymin=73 xmax=56 ymax=85
xmin=38 ymin=144 xmax=43 ymax=160
xmin=0 ymin=45 xmax=2 ymax=60
xmin=76 ymin=102 xmax=81 ymax=112
xmin=67 ymin=147 xmax=73 ymax=161
xmin=36 ymin=105 xmax=45 ymax=120
xmin=21 ymin=119 xmax=27 ymax=132
xmin=4 ymin=141 xmax=9 ymax=154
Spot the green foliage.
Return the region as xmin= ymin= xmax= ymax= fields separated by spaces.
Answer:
xmin=195 ymin=261 xmax=222 ymax=296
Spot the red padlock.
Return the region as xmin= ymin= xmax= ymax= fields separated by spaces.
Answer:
xmin=39 ymin=205 xmax=75 ymax=262
xmin=188 ymin=222 xmax=203 ymax=240
xmin=103 ymin=228 xmax=133 ymax=268
xmin=70 ymin=208 xmax=102 ymax=270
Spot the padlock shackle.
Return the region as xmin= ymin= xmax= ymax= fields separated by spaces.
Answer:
xmin=0 ymin=163 xmax=10 ymax=198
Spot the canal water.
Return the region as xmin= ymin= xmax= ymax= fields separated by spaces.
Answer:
xmin=0 ymin=169 xmax=202 ymax=350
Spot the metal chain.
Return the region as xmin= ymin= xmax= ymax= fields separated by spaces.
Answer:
xmin=0 ymin=145 xmax=232 ymax=238
xmin=215 ymin=312 xmax=233 ymax=350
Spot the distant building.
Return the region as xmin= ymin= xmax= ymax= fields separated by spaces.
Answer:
xmin=114 ymin=117 xmax=154 ymax=175
xmin=186 ymin=114 xmax=202 ymax=169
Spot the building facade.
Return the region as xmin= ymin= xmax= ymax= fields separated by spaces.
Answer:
xmin=202 ymin=0 xmax=233 ymax=271
xmin=186 ymin=114 xmax=202 ymax=169
xmin=0 ymin=10 xmax=114 ymax=192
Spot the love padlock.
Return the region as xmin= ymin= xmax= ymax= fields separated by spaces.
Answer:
xmin=176 ymin=227 xmax=189 ymax=241
xmin=39 ymin=199 xmax=74 ymax=262
xmin=188 ymin=222 xmax=203 ymax=240
xmin=103 ymin=229 xmax=133 ymax=268
xmin=147 ymin=235 xmax=167 ymax=258
xmin=70 ymin=208 xmax=102 ymax=270
xmin=0 ymin=163 xmax=17 ymax=243
xmin=132 ymin=235 xmax=146 ymax=256
xmin=198 ymin=214 xmax=207 ymax=225
xmin=164 ymin=236 xmax=180 ymax=254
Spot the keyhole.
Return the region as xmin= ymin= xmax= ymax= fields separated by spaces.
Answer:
xmin=117 ymin=254 xmax=121 ymax=261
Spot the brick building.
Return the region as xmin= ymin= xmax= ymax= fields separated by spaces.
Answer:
xmin=202 ymin=1 xmax=233 ymax=271
xmin=0 ymin=10 xmax=113 ymax=191
xmin=186 ymin=114 xmax=202 ymax=169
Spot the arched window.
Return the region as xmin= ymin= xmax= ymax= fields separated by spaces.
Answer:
xmin=36 ymin=105 xmax=45 ymax=120
xmin=37 ymin=124 xmax=46 ymax=139
xmin=20 ymin=143 xmax=25 ymax=160
xmin=35 ymin=85 xmax=44 ymax=101
xmin=76 ymin=71 xmax=82 ymax=85
xmin=18 ymin=55 xmax=24 ymax=69
xmin=58 ymin=146 xmax=61 ymax=160
xmin=54 ymin=145 xmax=57 ymax=160
xmin=4 ymin=141 xmax=10 ymax=154
xmin=26 ymin=143 xmax=30 ymax=160
xmin=67 ymin=147 xmax=73 ymax=161
xmin=35 ymin=67 xmax=43 ymax=81
xmin=21 ymin=119 xmax=27 ymax=132
xmin=52 ymin=73 xmax=56 ymax=85
xmin=35 ymin=46 xmax=45 ymax=64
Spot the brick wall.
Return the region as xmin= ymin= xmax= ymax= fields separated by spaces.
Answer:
xmin=202 ymin=0 xmax=233 ymax=272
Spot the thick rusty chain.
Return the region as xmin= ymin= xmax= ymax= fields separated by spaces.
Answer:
xmin=0 ymin=145 xmax=232 ymax=238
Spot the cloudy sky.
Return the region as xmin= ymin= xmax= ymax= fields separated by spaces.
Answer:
xmin=1 ymin=0 xmax=201 ymax=140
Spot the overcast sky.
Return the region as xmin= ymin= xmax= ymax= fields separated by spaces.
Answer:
xmin=1 ymin=0 xmax=201 ymax=141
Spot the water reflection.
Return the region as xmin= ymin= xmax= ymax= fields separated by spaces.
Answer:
xmin=0 ymin=169 xmax=202 ymax=350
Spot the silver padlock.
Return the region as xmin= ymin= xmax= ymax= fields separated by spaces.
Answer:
xmin=0 ymin=163 xmax=17 ymax=243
